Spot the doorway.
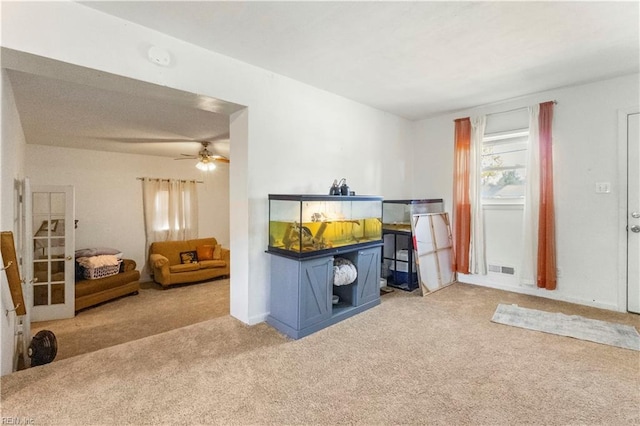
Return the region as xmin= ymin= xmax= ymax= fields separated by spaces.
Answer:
xmin=27 ymin=184 xmax=75 ymax=322
xmin=3 ymin=48 xmax=249 ymax=362
xmin=619 ymin=107 xmax=640 ymax=313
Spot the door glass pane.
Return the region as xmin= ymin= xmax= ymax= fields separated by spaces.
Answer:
xmin=51 ymin=259 xmax=65 ymax=281
xmin=51 ymin=192 xmax=66 ymax=215
xmin=33 ymin=260 xmax=49 ymax=283
xmin=50 ymin=219 xmax=65 ymax=257
xmin=33 ymin=285 xmax=48 ymax=306
xmin=33 ymin=192 xmax=50 ymax=215
xmin=33 ymin=236 xmax=48 ymax=260
xmin=51 ymin=284 xmax=65 ymax=304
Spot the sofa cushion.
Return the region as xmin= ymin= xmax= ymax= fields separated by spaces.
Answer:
xmin=199 ymin=260 xmax=227 ymax=269
xmin=213 ymin=244 xmax=222 ymax=260
xmin=196 ymin=245 xmax=214 ymax=260
xmin=170 ymin=263 xmax=200 ymax=273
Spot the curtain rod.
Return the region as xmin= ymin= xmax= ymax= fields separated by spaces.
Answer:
xmin=454 ymin=100 xmax=557 ymax=121
xmin=136 ymin=177 xmax=204 ymax=184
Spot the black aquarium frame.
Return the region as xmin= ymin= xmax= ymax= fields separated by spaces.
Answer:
xmin=267 ymin=194 xmax=384 ymax=259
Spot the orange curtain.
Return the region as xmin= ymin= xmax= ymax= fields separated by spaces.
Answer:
xmin=453 ymin=118 xmax=471 ymax=274
xmin=537 ymin=101 xmax=556 ymax=289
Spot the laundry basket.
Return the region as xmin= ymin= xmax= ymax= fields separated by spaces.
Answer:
xmin=82 ymin=261 xmax=121 ymax=280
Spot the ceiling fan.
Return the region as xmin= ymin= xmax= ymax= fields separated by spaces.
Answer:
xmin=174 ymin=141 xmax=230 ymax=171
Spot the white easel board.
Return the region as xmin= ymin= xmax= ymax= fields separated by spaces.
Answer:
xmin=411 ymin=213 xmax=456 ymax=295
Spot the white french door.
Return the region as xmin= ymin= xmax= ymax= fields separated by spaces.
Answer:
xmin=627 ymin=111 xmax=640 ymax=313
xmin=26 ymin=183 xmax=75 ymax=321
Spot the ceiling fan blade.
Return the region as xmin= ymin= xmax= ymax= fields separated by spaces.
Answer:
xmin=211 ymin=156 xmax=230 ymax=163
xmin=173 ymin=157 xmax=198 ymax=160
xmin=97 ymin=137 xmax=202 ymax=143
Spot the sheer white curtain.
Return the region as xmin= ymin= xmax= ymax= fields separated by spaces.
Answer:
xmin=142 ymin=178 xmax=199 ymax=250
xmin=469 ymin=115 xmax=487 ymax=275
xmin=520 ymin=105 xmax=540 ymax=286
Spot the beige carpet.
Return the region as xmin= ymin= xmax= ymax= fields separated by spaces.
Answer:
xmin=31 ymin=278 xmax=230 ymax=361
xmin=3 ymin=283 xmax=639 ymax=425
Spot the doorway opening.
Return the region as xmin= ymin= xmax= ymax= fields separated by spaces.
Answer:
xmin=3 ymin=47 xmax=249 ymax=362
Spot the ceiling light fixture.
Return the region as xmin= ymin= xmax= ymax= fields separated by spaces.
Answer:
xmin=173 ymin=141 xmax=228 ymax=170
xmin=196 ymin=158 xmax=216 ymax=171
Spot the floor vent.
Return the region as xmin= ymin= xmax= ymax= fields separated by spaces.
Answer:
xmin=488 ymin=264 xmax=501 ymax=273
xmin=488 ymin=264 xmax=515 ymax=275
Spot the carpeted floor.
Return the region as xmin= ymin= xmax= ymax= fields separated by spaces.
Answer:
xmin=31 ymin=278 xmax=230 ymax=361
xmin=3 ymin=282 xmax=639 ymax=425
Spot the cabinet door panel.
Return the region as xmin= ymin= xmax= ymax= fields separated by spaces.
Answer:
xmin=300 ymin=257 xmax=332 ymax=329
xmin=356 ymin=247 xmax=380 ymax=305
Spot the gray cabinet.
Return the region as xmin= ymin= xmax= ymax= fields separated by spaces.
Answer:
xmin=267 ymin=245 xmax=381 ymax=339
xmin=299 ymin=257 xmax=333 ymax=329
xmin=355 ymin=247 xmax=380 ymax=306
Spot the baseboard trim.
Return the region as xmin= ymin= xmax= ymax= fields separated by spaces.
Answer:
xmin=458 ymin=279 xmax=621 ymax=312
xmin=247 ymin=312 xmax=269 ymax=325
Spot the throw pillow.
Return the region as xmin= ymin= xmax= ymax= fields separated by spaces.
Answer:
xmin=196 ymin=245 xmax=214 ymax=261
xmin=213 ymin=244 xmax=222 ymax=260
xmin=179 ymin=250 xmax=199 ymax=264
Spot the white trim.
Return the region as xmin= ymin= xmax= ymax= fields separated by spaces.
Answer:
xmin=248 ymin=312 xmax=269 ymax=326
xmin=483 ymin=129 xmax=529 ymax=141
xmin=481 ymin=198 xmax=525 ymax=206
xmin=458 ymin=278 xmax=619 ymax=312
xmin=617 ymin=106 xmax=640 ymax=313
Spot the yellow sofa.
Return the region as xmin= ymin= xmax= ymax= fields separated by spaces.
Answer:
xmin=149 ymin=237 xmax=230 ymax=287
xmin=75 ymin=259 xmax=140 ymax=311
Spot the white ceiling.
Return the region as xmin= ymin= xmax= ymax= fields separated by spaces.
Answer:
xmin=6 ymin=69 xmax=234 ymax=158
xmin=6 ymin=1 xmax=639 ymax=157
xmin=81 ymin=1 xmax=639 ymax=119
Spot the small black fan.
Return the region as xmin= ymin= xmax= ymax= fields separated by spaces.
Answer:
xmin=28 ymin=330 xmax=57 ymax=366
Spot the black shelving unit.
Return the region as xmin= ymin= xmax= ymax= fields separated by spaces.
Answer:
xmin=382 ymin=228 xmax=418 ymax=291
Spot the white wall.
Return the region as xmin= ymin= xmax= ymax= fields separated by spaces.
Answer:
xmin=412 ymin=73 xmax=640 ymax=310
xmin=1 ymin=1 xmax=414 ymax=332
xmin=0 ymin=70 xmax=27 ymax=375
xmin=24 ymin=144 xmax=230 ymax=279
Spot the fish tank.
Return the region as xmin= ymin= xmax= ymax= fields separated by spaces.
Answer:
xmin=268 ymin=194 xmax=383 ymax=258
xmin=382 ymin=199 xmax=444 ymax=232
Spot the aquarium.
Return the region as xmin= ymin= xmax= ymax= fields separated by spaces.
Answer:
xmin=382 ymin=199 xmax=444 ymax=231
xmin=268 ymin=194 xmax=383 ymax=258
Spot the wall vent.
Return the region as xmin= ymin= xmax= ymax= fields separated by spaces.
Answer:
xmin=488 ymin=264 xmax=515 ymax=275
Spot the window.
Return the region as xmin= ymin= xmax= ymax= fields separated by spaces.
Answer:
xmin=481 ymin=129 xmax=529 ymax=203
xmin=142 ymin=178 xmax=198 ymax=244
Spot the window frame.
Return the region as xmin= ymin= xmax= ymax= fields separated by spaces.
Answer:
xmin=481 ymin=128 xmax=529 ymax=206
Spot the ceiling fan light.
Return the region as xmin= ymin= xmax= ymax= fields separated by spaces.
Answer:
xmin=196 ymin=158 xmax=217 ymax=171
